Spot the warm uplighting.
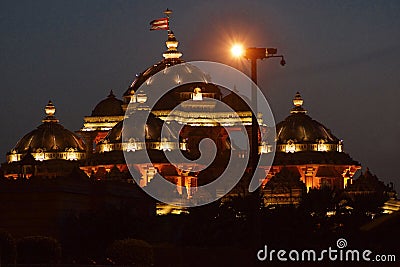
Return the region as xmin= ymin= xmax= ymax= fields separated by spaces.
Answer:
xmin=231 ymin=44 xmax=244 ymax=57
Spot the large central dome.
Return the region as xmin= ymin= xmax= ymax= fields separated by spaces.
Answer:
xmin=123 ymin=31 xmax=184 ymax=107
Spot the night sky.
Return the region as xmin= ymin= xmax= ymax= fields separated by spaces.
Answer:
xmin=1 ymin=1 xmax=399 ymax=185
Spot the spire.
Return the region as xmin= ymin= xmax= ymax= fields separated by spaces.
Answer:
xmin=164 ymin=8 xmax=172 ymax=34
xmin=108 ymin=90 xmax=115 ymax=98
xmin=290 ymin=92 xmax=307 ymax=114
xmin=164 ymin=8 xmax=172 ymax=18
xmin=163 ymin=31 xmax=183 ymax=59
xmin=161 ymin=8 xmax=182 ymax=59
xmin=42 ymin=100 xmax=59 ymax=123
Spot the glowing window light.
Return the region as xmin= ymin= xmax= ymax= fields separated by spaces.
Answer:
xmin=129 ymin=94 xmax=137 ymax=103
xmin=66 ymin=148 xmax=78 ymax=160
xmin=285 ymin=140 xmax=296 ymax=153
xmin=126 ymin=139 xmax=138 ymax=152
xmin=146 ymin=167 xmax=157 ymax=183
xmin=66 ymin=152 xmax=78 ymax=160
xmin=8 ymin=150 xmax=19 ymax=162
xmin=35 ymin=153 xmax=45 ymax=161
xmin=338 ymin=140 xmax=343 ymax=152
xmin=317 ymin=140 xmax=328 ymax=152
xmin=260 ymin=142 xmax=273 ymax=154
xmin=192 ymin=87 xmax=203 ymax=101
xmin=180 ymin=142 xmax=187 ymax=151
xmin=101 ymin=145 xmax=110 ymax=152
xmin=160 ymin=140 xmax=172 ymax=151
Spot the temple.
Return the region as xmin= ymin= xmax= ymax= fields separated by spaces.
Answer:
xmin=3 ymin=28 xmax=365 ymax=210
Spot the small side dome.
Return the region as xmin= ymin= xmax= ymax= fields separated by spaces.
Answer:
xmin=276 ymin=92 xmax=342 ymax=153
xmin=102 ymin=112 xmax=176 ymax=144
xmin=7 ymin=101 xmax=86 ymax=162
xmin=97 ymin=111 xmax=181 ymax=153
xmin=91 ymin=90 xmax=124 ymax=116
xmin=277 ymin=115 xmax=339 ymax=142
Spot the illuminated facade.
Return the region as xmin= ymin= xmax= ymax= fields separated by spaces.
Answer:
xmin=79 ymin=31 xmax=254 ymax=203
xmin=263 ymin=167 xmax=306 ymax=206
xmin=77 ymin=90 xmax=124 ymax=154
xmin=3 ymin=28 xmax=363 ymax=212
xmin=122 ymin=32 xmax=256 ymax=128
xmin=276 ymin=92 xmax=343 ymax=153
xmin=263 ymin=93 xmax=361 ymax=192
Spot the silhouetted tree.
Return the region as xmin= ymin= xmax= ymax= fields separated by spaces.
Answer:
xmin=17 ymin=236 xmax=61 ymax=264
xmin=107 ymin=238 xmax=153 ymax=266
xmin=346 ymin=169 xmax=393 ymax=216
xmin=0 ymin=230 xmax=16 ymax=265
xmin=301 ymin=187 xmax=337 ymax=218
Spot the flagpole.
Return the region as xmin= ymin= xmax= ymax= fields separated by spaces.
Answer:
xmin=164 ymin=8 xmax=172 ymax=34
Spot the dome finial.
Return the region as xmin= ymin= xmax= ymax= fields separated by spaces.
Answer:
xmin=108 ymin=90 xmax=115 ymax=98
xmin=45 ymin=100 xmax=55 ymax=116
xmin=164 ymin=8 xmax=172 ymax=17
xmin=290 ymin=92 xmax=307 ymax=114
xmin=43 ymin=100 xmax=59 ymax=123
xmin=163 ymin=31 xmax=183 ymax=59
xmin=293 ymin=92 xmax=303 ymax=107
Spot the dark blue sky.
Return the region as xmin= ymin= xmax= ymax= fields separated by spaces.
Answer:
xmin=1 ymin=1 xmax=399 ymax=184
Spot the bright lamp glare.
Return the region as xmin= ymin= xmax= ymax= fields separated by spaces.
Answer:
xmin=231 ymin=44 xmax=244 ymax=57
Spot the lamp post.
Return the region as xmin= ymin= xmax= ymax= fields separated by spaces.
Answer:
xmin=231 ymin=45 xmax=285 ymax=182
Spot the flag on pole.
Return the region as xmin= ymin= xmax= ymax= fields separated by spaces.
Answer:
xmin=150 ymin=17 xmax=169 ymax=31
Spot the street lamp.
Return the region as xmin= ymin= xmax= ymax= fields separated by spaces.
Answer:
xmin=230 ymin=44 xmax=245 ymax=58
xmin=231 ymin=46 xmax=286 ymax=83
xmin=231 ymin=44 xmax=285 ymax=183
